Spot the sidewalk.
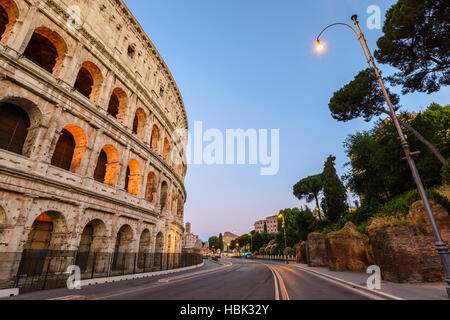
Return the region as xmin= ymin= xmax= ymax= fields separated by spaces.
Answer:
xmin=293 ymin=263 xmax=449 ymax=300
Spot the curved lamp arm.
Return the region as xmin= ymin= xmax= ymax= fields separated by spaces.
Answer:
xmin=316 ymin=15 xmax=372 ymax=69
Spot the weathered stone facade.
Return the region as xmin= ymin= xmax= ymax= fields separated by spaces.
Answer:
xmin=0 ymin=0 xmax=188 ymax=283
xmin=306 ymin=233 xmax=328 ymax=267
xmin=368 ymin=201 xmax=450 ymax=283
xmin=325 ymin=222 xmax=374 ymax=272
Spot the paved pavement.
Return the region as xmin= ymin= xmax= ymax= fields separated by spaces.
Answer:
xmin=295 ymin=263 xmax=448 ymax=300
xmin=3 ymin=257 xmax=376 ymax=300
xmin=3 ymin=257 xmax=447 ymax=300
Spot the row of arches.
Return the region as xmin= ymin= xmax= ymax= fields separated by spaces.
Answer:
xmin=0 ymin=102 xmax=185 ymax=213
xmin=0 ymin=0 xmax=185 ymax=170
xmin=22 ymin=210 xmax=175 ymax=255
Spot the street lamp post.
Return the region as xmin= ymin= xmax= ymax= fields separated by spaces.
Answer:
xmin=316 ymin=14 xmax=450 ymax=297
xmin=278 ymin=211 xmax=289 ymax=265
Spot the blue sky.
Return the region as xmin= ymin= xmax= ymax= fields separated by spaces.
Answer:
xmin=125 ymin=0 xmax=449 ymax=241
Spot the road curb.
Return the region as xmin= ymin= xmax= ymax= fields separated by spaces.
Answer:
xmin=80 ymin=262 xmax=205 ymax=287
xmin=290 ymin=264 xmax=404 ymax=300
xmin=158 ymin=262 xmax=233 ymax=283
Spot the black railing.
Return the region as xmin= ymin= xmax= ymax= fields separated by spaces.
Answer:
xmin=0 ymin=250 xmax=202 ymax=293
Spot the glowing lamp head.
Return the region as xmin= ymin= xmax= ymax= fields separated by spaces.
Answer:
xmin=316 ymin=40 xmax=325 ymax=52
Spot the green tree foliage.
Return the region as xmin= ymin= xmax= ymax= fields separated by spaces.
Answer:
xmin=374 ymin=0 xmax=450 ymax=94
xmin=263 ymin=222 xmax=267 ymax=233
xmin=329 ymin=69 xmax=447 ymax=164
xmin=293 ymin=174 xmax=323 ymax=219
xmin=344 ymin=103 xmax=449 ymax=203
xmin=251 ymin=232 xmax=276 ymax=253
xmin=322 ymin=156 xmax=348 ymax=223
xmin=208 ymin=236 xmax=219 ymax=251
xmin=329 ymin=68 xmax=400 ymax=122
xmin=275 ymin=208 xmax=317 ymax=253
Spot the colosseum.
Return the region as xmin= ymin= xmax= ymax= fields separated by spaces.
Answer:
xmin=0 ymin=0 xmax=191 ymax=289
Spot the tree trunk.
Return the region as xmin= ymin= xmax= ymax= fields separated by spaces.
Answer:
xmin=373 ymin=106 xmax=447 ymax=165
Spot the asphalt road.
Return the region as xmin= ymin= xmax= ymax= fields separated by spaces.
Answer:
xmin=5 ymin=257 xmax=374 ymax=300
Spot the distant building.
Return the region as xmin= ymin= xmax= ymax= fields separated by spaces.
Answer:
xmin=182 ymin=222 xmax=201 ymax=249
xmin=254 ymin=215 xmax=279 ymax=234
xmin=223 ymin=232 xmax=239 ymax=251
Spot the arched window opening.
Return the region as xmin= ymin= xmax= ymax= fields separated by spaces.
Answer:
xmin=51 ymin=125 xmax=87 ymax=172
xmin=114 ymin=225 xmax=133 ymax=253
xmin=0 ymin=0 xmax=19 ymax=42
xmin=94 ymin=145 xmax=119 ymax=186
xmin=51 ymin=129 xmax=75 ymax=171
xmin=93 ymin=149 xmax=107 ymax=183
xmin=160 ymin=181 xmax=168 ymax=209
xmin=107 ymin=88 xmax=127 ymax=122
xmin=132 ymin=108 xmax=147 ymax=138
xmin=76 ymin=219 xmax=108 ymax=272
xmin=137 ymin=229 xmax=151 ymax=269
xmin=150 ymin=125 xmax=159 ymax=151
xmin=0 ymin=5 xmax=8 ymax=39
xmin=155 ymin=232 xmax=164 ymax=253
xmin=125 ymin=160 xmax=141 ymax=196
xmin=0 ymin=102 xmax=30 ymax=155
xmin=74 ymin=66 xmax=93 ymax=99
xmin=23 ymin=28 xmax=67 ymax=74
xmin=74 ymin=62 xmax=103 ymax=102
xmin=163 ymin=138 xmax=171 ymax=162
xmin=107 ymin=92 xmax=119 ymax=118
xmin=145 ymin=172 xmax=157 ymax=202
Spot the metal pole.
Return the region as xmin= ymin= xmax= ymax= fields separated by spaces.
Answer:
xmin=282 ymin=216 xmax=289 ymax=265
xmin=351 ymin=15 xmax=450 ymax=297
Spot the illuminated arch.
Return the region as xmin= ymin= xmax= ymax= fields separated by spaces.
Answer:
xmin=150 ymin=125 xmax=160 ymax=151
xmin=74 ymin=61 xmax=103 ymax=102
xmin=125 ymin=159 xmax=141 ymax=196
xmin=145 ymin=171 xmax=157 ymax=202
xmin=163 ymin=138 xmax=171 ymax=162
xmin=93 ymin=144 xmax=120 ymax=186
xmin=23 ymin=27 xmax=67 ymax=75
xmin=51 ymin=124 xmax=88 ymax=173
xmin=132 ymin=108 xmax=147 ymax=138
xmin=107 ymin=88 xmax=128 ymax=123
xmin=0 ymin=0 xmax=19 ymax=42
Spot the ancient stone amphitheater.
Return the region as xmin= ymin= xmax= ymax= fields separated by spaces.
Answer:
xmin=0 ymin=0 xmax=189 ymax=286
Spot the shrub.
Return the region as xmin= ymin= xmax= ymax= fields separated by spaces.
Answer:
xmin=376 ymin=189 xmax=450 ymax=218
xmin=442 ymin=160 xmax=450 ymax=186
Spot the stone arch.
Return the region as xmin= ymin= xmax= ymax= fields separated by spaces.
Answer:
xmin=177 ymin=195 xmax=184 ymax=217
xmin=77 ymin=219 xmax=107 ymax=253
xmin=155 ymin=232 xmax=164 ymax=253
xmin=145 ymin=171 xmax=157 ymax=202
xmin=93 ymin=144 xmax=120 ymax=186
xmin=160 ymin=181 xmax=168 ymax=209
xmin=125 ymin=159 xmax=141 ymax=196
xmin=23 ymin=211 xmax=68 ymax=251
xmin=137 ymin=228 xmax=151 ymax=269
xmin=74 ymin=61 xmax=103 ymax=102
xmin=132 ymin=108 xmax=147 ymax=138
xmin=114 ymin=224 xmax=134 ymax=253
xmin=150 ymin=125 xmax=160 ymax=151
xmin=107 ymin=87 xmax=127 ymax=123
xmin=23 ymin=27 xmax=67 ymax=75
xmin=50 ymin=124 xmax=88 ymax=173
xmin=0 ymin=0 xmax=19 ymax=43
xmin=163 ymin=138 xmax=171 ymax=162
